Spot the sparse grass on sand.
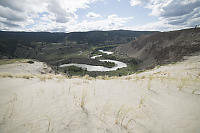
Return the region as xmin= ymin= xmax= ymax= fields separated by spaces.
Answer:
xmin=0 ymin=59 xmax=31 ymax=65
xmin=115 ymin=105 xmax=135 ymax=131
xmin=1 ymin=54 xmax=200 ymax=132
xmin=0 ymin=73 xmax=67 ymax=81
xmin=0 ymin=73 xmax=34 ymax=79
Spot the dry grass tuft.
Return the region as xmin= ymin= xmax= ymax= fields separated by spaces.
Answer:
xmin=140 ymin=75 xmax=145 ymax=79
xmin=38 ymin=75 xmax=47 ymax=81
xmin=37 ymin=74 xmax=67 ymax=81
xmin=139 ymin=97 xmax=145 ymax=108
xmin=147 ymin=79 xmax=152 ymax=90
xmin=192 ymin=89 xmax=200 ymax=95
xmin=0 ymin=73 xmax=34 ymax=79
xmin=56 ymin=75 xmax=66 ymax=82
xmin=177 ymin=78 xmax=187 ymax=91
xmin=125 ymin=76 xmax=132 ymax=80
xmin=115 ymin=105 xmax=137 ymax=132
xmin=0 ymin=72 xmax=69 ymax=82
xmin=99 ymin=102 xmax=112 ymax=122
xmin=97 ymin=75 xmax=111 ymax=80
xmin=0 ymin=59 xmax=31 ymax=65
xmin=115 ymin=105 xmax=132 ymax=126
xmin=134 ymin=75 xmax=139 ymax=81
xmin=83 ymin=75 xmax=94 ymax=80
xmin=16 ymin=74 xmax=34 ymax=79
xmin=80 ymin=89 xmax=87 ymax=111
xmin=0 ymin=73 xmax=13 ymax=78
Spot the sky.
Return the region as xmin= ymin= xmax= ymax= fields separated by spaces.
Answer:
xmin=0 ymin=0 xmax=200 ymax=32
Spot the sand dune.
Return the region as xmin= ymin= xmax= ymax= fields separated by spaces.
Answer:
xmin=0 ymin=54 xmax=200 ymax=133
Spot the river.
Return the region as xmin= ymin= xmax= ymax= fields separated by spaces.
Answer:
xmin=59 ymin=50 xmax=127 ymax=72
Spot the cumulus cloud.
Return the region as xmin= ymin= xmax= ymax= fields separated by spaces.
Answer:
xmin=129 ymin=0 xmax=200 ymax=30
xmin=73 ymin=14 xmax=133 ymax=31
xmin=0 ymin=0 xmax=199 ymax=32
xmin=0 ymin=0 xmax=102 ymax=31
xmin=0 ymin=6 xmax=25 ymax=22
xmin=0 ymin=0 xmax=134 ymax=32
xmin=0 ymin=21 xmax=20 ymax=27
xmin=33 ymin=14 xmax=133 ymax=32
xmin=0 ymin=0 xmax=27 ymax=12
xmin=130 ymin=0 xmax=141 ymax=6
xmin=86 ymin=12 xmax=101 ymax=18
xmin=47 ymin=1 xmax=77 ymax=23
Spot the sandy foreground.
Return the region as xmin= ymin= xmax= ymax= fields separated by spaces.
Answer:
xmin=0 ymin=55 xmax=200 ymax=133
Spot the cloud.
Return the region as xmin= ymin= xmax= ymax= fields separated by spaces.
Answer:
xmin=0 ymin=5 xmax=26 ymax=22
xmin=130 ymin=0 xmax=141 ymax=6
xmin=129 ymin=0 xmax=200 ymax=30
xmin=0 ymin=21 xmax=20 ymax=27
xmin=68 ymin=14 xmax=133 ymax=32
xmin=0 ymin=0 xmax=102 ymax=31
xmin=86 ymin=12 xmax=102 ymax=18
xmin=0 ymin=0 xmax=198 ymax=32
xmin=47 ymin=1 xmax=77 ymax=23
xmin=0 ymin=0 xmax=26 ymax=12
xmin=32 ymin=14 xmax=133 ymax=32
xmin=0 ymin=0 xmax=134 ymax=32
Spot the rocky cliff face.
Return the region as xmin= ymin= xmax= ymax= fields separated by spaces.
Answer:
xmin=115 ymin=28 xmax=200 ymax=69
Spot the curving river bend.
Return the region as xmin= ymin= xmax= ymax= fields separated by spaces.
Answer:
xmin=59 ymin=50 xmax=127 ymax=72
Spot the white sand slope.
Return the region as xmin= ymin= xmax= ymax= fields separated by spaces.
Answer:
xmin=0 ymin=61 xmax=53 ymax=74
xmin=0 ymin=54 xmax=200 ymax=133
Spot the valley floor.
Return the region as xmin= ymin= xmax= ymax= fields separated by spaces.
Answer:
xmin=0 ymin=53 xmax=200 ymax=133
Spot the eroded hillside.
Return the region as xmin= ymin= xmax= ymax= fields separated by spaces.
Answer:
xmin=115 ymin=28 xmax=200 ymax=69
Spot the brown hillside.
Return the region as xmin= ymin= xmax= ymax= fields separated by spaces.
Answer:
xmin=115 ymin=28 xmax=200 ymax=69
